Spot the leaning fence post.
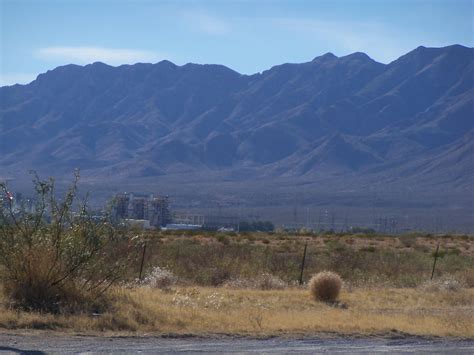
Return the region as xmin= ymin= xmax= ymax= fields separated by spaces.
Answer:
xmin=139 ymin=241 xmax=147 ymax=281
xmin=299 ymin=241 xmax=308 ymax=285
xmin=431 ymin=241 xmax=440 ymax=280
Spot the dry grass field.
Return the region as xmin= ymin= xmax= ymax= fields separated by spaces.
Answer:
xmin=0 ymin=286 xmax=473 ymax=338
xmin=131 ymin=231 xmax=474 ymax=288
xmin=158 ymin=232 xmax=474 ymax=256
xmin=0 ymin=229 xmax=472 ymax=338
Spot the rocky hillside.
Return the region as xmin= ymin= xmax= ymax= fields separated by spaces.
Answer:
xmin=1 ymin=45 xmax=472 ymax=191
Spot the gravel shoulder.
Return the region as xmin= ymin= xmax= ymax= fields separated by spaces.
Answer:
xmin=1 ymin=332 xmax=473 ymax=354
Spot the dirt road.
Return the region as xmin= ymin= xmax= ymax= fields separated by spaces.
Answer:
xmin=1 ymin=333 xmax=473 ymax=354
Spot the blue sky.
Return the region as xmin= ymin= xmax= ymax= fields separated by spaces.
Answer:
xmin=1 ymin=0 xmax=473 ymax=86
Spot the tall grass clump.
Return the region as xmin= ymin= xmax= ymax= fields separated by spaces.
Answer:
xmin=420 ymin=276 xmax=465 ymax=292
xmin=0 ymin=171 xmax=134 ymax=313
xmin=224 ymin=273 xmax=287 ymax=290
xmin=309 ymin=271 xmax=342 ymax=302
xmin=138 ymin=266 xmax=177 ymax=289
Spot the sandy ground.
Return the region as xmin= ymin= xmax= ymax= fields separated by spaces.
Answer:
xmin=0 ymin=333 xmax=473 ymax=354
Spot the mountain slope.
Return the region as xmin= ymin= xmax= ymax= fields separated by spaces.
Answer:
xmin=0 ymin=45 xmax=473 ymax=193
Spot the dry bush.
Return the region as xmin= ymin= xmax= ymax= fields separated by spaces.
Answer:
xmin=309 ymin=271 xmax=342 ymax=302
xmin=224 ymin=273 xmax=287 ymax=290
xmin=0 ymin=172 xmax=133 ymax=313
xmin=398 ymin=234 xmax=417 ymax=248
xmin=456 ymin=270 xmax=474 ymax=288
xmin=420 ymin=276 xmax=465 ymax=292
xmin=257 ymin=273 xmax=287 ymax=290
xmin=139 ymin=266 xmax=177 ymax=289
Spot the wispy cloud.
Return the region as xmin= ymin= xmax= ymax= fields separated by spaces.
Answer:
xmin=0 ymin=73 xmax=37 ymax=86
xmin=271 ymin=18 xmax=418 ymax=63
xmin=181 ymin=11 xmax=230 ymax=35
xmin=35 ymin=46 xmax=166 ymax=65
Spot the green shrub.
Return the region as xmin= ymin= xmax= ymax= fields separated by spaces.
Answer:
xmin=326 ymin=239 xmax=346 ymax=252
xmin=447 ymin=247 xmax=461 ymax=256
xmin=433 ymin=250 xmax=447 ymax=258
xmin=245 ymin=234 xmax=256 ymax=242
xmin=0 ymin=172 xmax=133 ymax=313
xmin=216 ymin=234 xmax=230 ymax=245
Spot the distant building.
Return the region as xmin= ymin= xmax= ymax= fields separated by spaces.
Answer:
xmin=128 ymin=196 xmax=148 ymax=220
xmin=113 ymin=193 xmax=130 ymax=220
xmin=148 ymin=196 xmax=172 ymax=227
xmin=112 ymin=192 xmax=171 ymax=228
xmin=173 ymin=213 xmax=205 ymax=226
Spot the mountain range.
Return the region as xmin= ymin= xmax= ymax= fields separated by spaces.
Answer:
xmin=0 ymin=45 xmax=473 ymax=216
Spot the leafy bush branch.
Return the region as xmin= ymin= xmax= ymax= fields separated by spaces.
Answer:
xmin=0 ymin=171 xmax=133 ymax=312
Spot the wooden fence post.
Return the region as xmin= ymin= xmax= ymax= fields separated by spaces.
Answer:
xmin=431 ymin=241 xmax=440 ymax=280
xmin=299 ymin=241 xmax=308 ymax=285
xmin=139 ymin=241 xmax=147 ymax=281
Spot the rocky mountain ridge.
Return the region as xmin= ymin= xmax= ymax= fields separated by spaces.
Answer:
xmin=1 ymin=45 xmax=472 ymax=193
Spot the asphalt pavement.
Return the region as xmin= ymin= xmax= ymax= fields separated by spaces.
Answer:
xmin=1 ymin=333 xmax=473 ymax=354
